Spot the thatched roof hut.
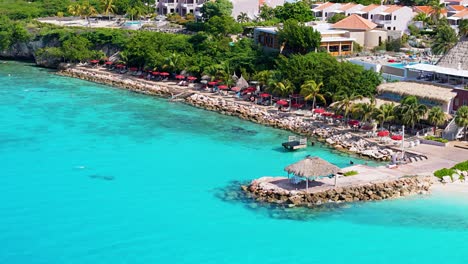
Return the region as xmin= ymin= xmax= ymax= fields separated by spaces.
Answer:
xmin=285 ymin=156 xmax=340 ymax=178
xmin=377 ymin=82 xmax=457 ymax=104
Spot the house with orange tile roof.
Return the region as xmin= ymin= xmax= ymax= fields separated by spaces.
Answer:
xmin=413 ymin=6 xmax=448 ymax=17
xmin=311 ymin=2 xmax=344 ymax=21
xmin=443 ymin=0 xmax=468 ymax=6
xmin=448 ymin=9 xmax=468 ymax=28
xmin=372 ymin=5 xmax=413 ymax=34
xmin=349 ymin=4 xmax=388 ymax=21
xmin=332 ymin=14 xmax=387 ymax=48
xmin=325 ymin=3 xmax=364 ymax=19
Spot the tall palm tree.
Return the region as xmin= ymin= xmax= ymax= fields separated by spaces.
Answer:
xmin=80 ymin=2 xmax=98 ymax=26
xmin=163 ymin=52 xmax=184 ymax=74
xmin=430 ymin=0 xmax=445 ymax=24
xmin=268 ymin=80 xmax=293 ymax=98
xmin=431 ymin=24 xmax=458 ymax=55
xmin=237 ymin=12 xmax=250 ymax=23
xmin=428 ymin=106 xmax=446 ymax=132
xmin=300 ymin=80 xmax=325 ymax=110
xmin=67 ymin=3 xmax=82 ymax=17
xmin=455 ymin=106 xmax=468 ymax=140
xmin=351 ymin=101 xmax=376 ymax=123
xmin=253 ymin=70 xmax=274 ymax=90
xmin=101 ymin=0 xmax=116 ymax=21
xmin=413 ymin=12 xmax=431 ymax=26
xmin=332 ymin=91 xmax=363 ymax=121
xmin=459 ymin=19 xmax=468 ymax=37
xmin=397 ymin=96 xmax=428 ymax=130
xmin=374 ymin=103 xmax=396 ymax=129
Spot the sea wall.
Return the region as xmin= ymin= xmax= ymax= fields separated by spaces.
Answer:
xmin=242 ymin=176 xmax=433 ymax=207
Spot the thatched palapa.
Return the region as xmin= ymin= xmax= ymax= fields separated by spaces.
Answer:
xmin=377 ymin=82 xmax=457 ymax=103
xmin=285 ymin=156 xmax=340 ymax=178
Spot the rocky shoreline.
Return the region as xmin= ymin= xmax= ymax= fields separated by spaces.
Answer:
xmin=58 ymin=66 xmax=395 ymax=161
xmin=242 ymin=176 xmax=433 ymax=207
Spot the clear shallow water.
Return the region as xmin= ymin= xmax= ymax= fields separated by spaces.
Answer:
xmin=1 ymin=61 xmax=468 ymax=264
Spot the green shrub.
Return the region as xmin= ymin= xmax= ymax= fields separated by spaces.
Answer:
xmin=424 ymin=135 xmax=448 ymax=143
xmin=453 ymin=161 xmax=468 ymax=171
xmin=434 ymin=168 xmax=455 ymax=179
xmin=344 ymin=170 xmax=358 ymax=177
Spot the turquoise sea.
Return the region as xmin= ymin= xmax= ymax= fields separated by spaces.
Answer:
xmin=1 ymin=61 xmax=468 ymax=264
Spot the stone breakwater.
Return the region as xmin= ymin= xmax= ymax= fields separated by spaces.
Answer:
xmin=242 ymin=176 xmax=433 ymax=207
xmin=59 ymin=67 xmax=392 ymax=161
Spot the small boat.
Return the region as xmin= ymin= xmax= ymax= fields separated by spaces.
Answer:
xmin=282 ymin=136 xmax=307 ymax=151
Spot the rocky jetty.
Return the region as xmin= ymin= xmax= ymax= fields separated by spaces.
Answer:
xmin=242 ymin=176 xmax=433 ymax=207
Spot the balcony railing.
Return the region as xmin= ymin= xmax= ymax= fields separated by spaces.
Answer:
xmin=374 ymin=19 xmax=392 ymax=25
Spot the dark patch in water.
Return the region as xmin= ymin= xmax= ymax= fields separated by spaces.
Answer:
xmin=89 ymin=175 xmax=115 ymax=181
xmin=230 ymin=126 xmax=257 ymax=136
xmin=214 ymin=181 xmax=350 ymax=221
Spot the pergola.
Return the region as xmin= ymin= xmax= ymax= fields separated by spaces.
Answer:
xmin=285 ymin=156 xmax=340 ymax=190
xmin=404 ymin=63 xmax=468 ymax=87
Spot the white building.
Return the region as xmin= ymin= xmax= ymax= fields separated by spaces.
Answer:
xmin=372 ymin=5 xmax=414 ymax=33
xmin=156 ymin=0 xmax=285 ymax=19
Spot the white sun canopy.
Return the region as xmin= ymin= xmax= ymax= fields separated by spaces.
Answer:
xmin=405 ymin=64 xmax=468 ymax=78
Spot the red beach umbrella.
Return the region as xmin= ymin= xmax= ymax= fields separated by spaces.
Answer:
xmin=104 ymin=61 xmax=113 ymax=65
xmin=160 ymin=72 xmax=170 ymax=76
xmin=152 ymin=71 xmax=160 ymax=75
xmin=348 ymin=120 xmax=360 ymax=126
xmin=377 ymin=130 xmax=390 ymax=137
xmin=332 ymin=114 xmax=343 ymax=119
xmin=187 ymin=76 xmax=197 ymax=81
xmin=260 ymin=93 xmax=271 ymax=98
xmin=391 ymin=135 xmax=403 ymax=140
xmin=116 ymin=64 xmax=125 ymax=68
xmin=322 ymin=112 xmax=333 ymax=117
xmin=276 ymin=100 xmax=289 ymax=106
xmin=90 ymin=60 xmax=99 ymax=64
xmin=129 ymin=67 xmax=138 ymax=71
xmin=242 ymin=87 xmax=256 ymax=94
xmin=208 ymin=81 xmax=217 ymax=86
xmin=218 ymin=85 xmax=229 ymax=90
xmin=231 ymin=86 xmax=241 ymax=92
xmin=313 ymin=108 xmax=325 ymax=113
xmin=175 ymin=75 xmax=185 ymax=80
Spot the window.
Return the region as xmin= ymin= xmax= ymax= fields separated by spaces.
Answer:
xmin=370 ymin=14 xmax=373 ymax=19
xmin=387 ymin=27 xmax=391 ymax=30
xmin=325 ymin=12 xmax=328 ymax=17
xmin=342 ymin=45 xmax=351 ymax=51
xmin=329 ymin=46 xmax=339 ymax=52
xmin=362 ymin=14 xmax=368 ymax=19
xmin=455 ymin=98 xmax=459 ymax=106
xmin=379 ymin=36 xmax=382 ymax=45
xmin=393 ymin=27 xmax=396 ymax=30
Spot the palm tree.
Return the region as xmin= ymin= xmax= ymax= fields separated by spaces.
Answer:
xmin=413 ymin=12 xmax=431 ymax=26
xmin=332 ymin=91 xmax=363 ymax=121
xmin=300 ymin=80 xmax=325 ymax=110
xmin=374 ymin=103 xmax=396 ymax=130
xmin=459 ymin=19 xmax=468 ymax=37
xmin=431 ymin=24 xmax=458 ymax=55
xmin=430 ymin=0 xmax=444 ymax=24
xmin=351 ymin=101 xmax=376 ymax=123
xmin=101 ymin=0 xmax=116 ymax=21
xmin=455 ymin=106 xmax=468 ymax=140
xmin=67 ymin=3 xmax=82 ymax=17
xmin=428 ymin=106 xmax=446 ymax=133
xmin=163 ymin=52 xmax=184 ymax=74
xmin=253 ymin=70 xmax=274 ymax=90
xmin=268 ymin=80 xmax=293 ymax=98
xmin=237 ymin=12 xmax=250 ymax=23
xmin=127 ymin=5 xmax=144 ymax=21
xmin=397 ymin=96 xmax=428 ymax=130
xmin=80 ymin=2 xmax=98 ymax=26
